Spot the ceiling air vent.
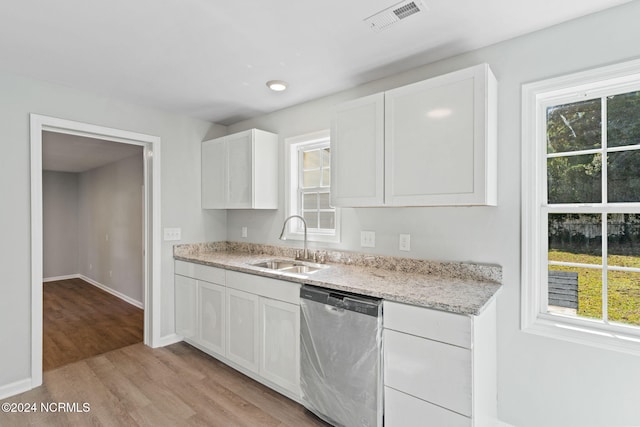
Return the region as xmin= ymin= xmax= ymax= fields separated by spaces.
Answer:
xmin=364 ymin=0 xmax=426 ymax=32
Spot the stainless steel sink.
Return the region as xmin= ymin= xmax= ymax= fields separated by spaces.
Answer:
xmin=250 ymin=259 xmax=328 ymax=275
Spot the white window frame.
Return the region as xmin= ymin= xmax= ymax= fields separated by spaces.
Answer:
xmin=284 ymin=130 xmax=340 ymax=243
xmin=522 ymin=58 xmax=640 ymax=356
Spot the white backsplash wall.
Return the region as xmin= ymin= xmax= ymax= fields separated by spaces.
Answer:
xmin=225 ymin=3 xmax=640 ymax=426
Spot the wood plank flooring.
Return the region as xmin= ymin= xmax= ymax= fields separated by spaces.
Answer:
xmin=0 ymin=342 xmax=329 ymax=427
xmin=43 ymin=278 xmax=144 ymax=371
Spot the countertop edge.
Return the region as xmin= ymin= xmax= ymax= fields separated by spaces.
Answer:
xmin=174 ymin=253 xmax=501 ymax=317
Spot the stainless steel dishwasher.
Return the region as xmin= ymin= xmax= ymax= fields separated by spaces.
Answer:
xmin=300 ymin=285 xmax=383 ymax=427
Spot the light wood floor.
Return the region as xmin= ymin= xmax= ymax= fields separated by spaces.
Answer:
xmin=0 ymin=342 xmax=328 ymax=427
xmin=43 ymin=278 xmax=144 ymax=371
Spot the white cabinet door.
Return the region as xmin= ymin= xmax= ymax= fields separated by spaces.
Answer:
xmin=201 ymin=137 xmax=226 ymax=209
xmin=226 ymin=288 xmax=260 ymax=373
xmin=202 ymin=129 xmax=278 ymax=209
xmin=175 ymin=274 xmax=197 ymax=340
xmin=331 ymin=93 xmax=384 ymax=207
xmin=226 ymin=131 xmax=253 ymax=208
xmin=259 ymin=297 xmax=300 ymax=395
xmin=198 ymin=280 xmax=226 ymax=356
xmin=385 ymin=64 xmax=496 ymax=206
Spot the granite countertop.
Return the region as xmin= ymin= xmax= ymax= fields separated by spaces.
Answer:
xmin=174 ymin=242 xmax=502 ymax=316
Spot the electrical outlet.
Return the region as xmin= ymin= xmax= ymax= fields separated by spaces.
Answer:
xmin=241 ymin=226 xmax=248 ymax=238
xmin=163 ymin=227 xmax=182 ymax=241
xmin=399 ymin=234 xmax=411 ymax=251
xmin=361 ymin=231 xmax=376 ymax=248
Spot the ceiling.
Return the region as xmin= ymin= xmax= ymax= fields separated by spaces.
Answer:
xmin=0 ymin=0 xmax=630 ymax=126
xmin=42 ymin=131 xmax=142 ymax=172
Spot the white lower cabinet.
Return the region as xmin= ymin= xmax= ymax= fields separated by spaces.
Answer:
xmin=259 ymin=297 xmax=300 ymax=394
xmin=175 ymin=261 xmax=301 ymax=399
xmin=174 ymin=274 xmax=197 ymax=340
xmin=385 ymin=329 xmax=472 ymax=416
xmin=226 ymin=288 xmax=260 ymax=373
xmin=383 ymin=300 xmax=497 ymax=427
xmin=198 ymin=281 xmax=226 ymax=356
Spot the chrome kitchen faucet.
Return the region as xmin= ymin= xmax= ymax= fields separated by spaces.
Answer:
xmin=278 ymin=215 xmax=309 ymax=260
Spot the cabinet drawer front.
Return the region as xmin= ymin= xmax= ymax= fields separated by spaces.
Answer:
xmin=384 ymin=301 xmax=471 ymax=348
xmin=385 ymin=386 xmax=471 ymax=427
xmin=175 ymin=260 xmax=225 ymax=285
xmin=384 ymin=329 xmax=472 ymax=417
xmin=226 ymin=271 xmax=300 ymax=304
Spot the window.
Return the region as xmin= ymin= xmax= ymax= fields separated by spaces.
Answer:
xmin=285 ymin=130 xmax=340 ymax=242
xmin=522 ymin=59 xmax=640 ymax=354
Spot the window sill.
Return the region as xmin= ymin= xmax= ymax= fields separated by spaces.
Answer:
xmin=524 ymin=314 xmax=640 ymax=356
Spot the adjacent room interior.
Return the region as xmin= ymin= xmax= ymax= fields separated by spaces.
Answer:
xmin=41 ymin=131 xmax=145 ymax=370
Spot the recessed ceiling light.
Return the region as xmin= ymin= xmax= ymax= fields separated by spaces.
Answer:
xmin=266 ymin=80 xmax=288 ymax=91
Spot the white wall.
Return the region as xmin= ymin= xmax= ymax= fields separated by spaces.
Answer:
xmin=77 ymin=153 xmax=144 ymax=303
xmin=42 ymin=171 xmax=79 ymax=278
xmin=0 ymin=70 xmax=227 ymax=391
xmin=226 ymin=3 xmax=640 ymax=426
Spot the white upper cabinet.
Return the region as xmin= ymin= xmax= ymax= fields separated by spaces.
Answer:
xmin=331 ymin=63 xmax=497 ymax=207
xmin=331 ymin=93 xmax=384 ymax=207
xmin=201 ymin=138 xmax=226 ymax=209
xmin=202 ymin=128 xmax=278 ymax=209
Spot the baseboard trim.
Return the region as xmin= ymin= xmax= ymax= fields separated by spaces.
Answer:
xmin=43 ymin=273 xmax=143 ymax=309
xmin=78 ymin=275 xmax=144 ymax=309
xmin=156 ymin=334 xmax=183 ymax=348
xmin=43 ymin=274 xmax=81 ymax=282
xmin=0 ymin=378 xmax=33 ymax=400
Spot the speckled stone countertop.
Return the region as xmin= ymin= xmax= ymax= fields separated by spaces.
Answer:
xmin=174 ymin=242 xmax=502 ymax=316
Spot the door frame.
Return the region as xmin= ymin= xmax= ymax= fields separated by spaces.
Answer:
xmin=30 ymin=114 xmax=162 ymax=387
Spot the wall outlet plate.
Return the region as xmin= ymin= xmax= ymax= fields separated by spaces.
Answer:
xmin=399 ymin=233 xmax=411 ymax=251
xmin=163 ymin=227 xmax=182 ymax=241
xmin=361 ymin=230 xmax=376 ymax=248
xmin=241 ymin=226 xmax=248 ymax=238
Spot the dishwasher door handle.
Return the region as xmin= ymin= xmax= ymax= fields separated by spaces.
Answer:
xmin=324 ymin=304 xmax=346 ymax=316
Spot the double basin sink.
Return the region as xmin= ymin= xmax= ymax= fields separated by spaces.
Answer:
xmin=250 ymin=259 xmax=329 ymax=276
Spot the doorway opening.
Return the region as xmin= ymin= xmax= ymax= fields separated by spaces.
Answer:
xmin=30 ymin=114 xmax=161 ymax=388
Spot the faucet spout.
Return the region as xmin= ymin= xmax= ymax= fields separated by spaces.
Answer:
xmin=279 ymin=215 xmax=308 ymax=260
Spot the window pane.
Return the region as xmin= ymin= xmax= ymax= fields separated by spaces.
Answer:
xmin=548 ymin=213 xmax=602 ymax=259
xmin=319 ymin=192 xmax=331 ymax=209
xmin=608 ymin=151 xmax=640 ymax=202
xmin=547 ymin=154 xmax=601 ymax=204
xmin=322 ymin=147 xmax=330 ymax=168
xmin=547 ymin=266 xmax=602 ymax=321
xmin=303 ymin=150 xmax=321 ymax=170
xmin=607 ymin=90 xmax=640 ymax=148
xmin=322 ymin=168 xmax=330 ymax=187
xmin=546 ymin=99 xmax=601 ymax=154
xmin=303 ymin=170 xmax=321 ymax=188
xmin=303 ymin=211 xmax=318 ymax=229
xmin=608 ymin=214 xmax=640 ymax=265
xmin=319 ymin=212 xmax=335 ymax=229
xmin=608 ymin=271 xmax=640 ymax=326
xmin=303 ymin=193 xmax=317 ymax=210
